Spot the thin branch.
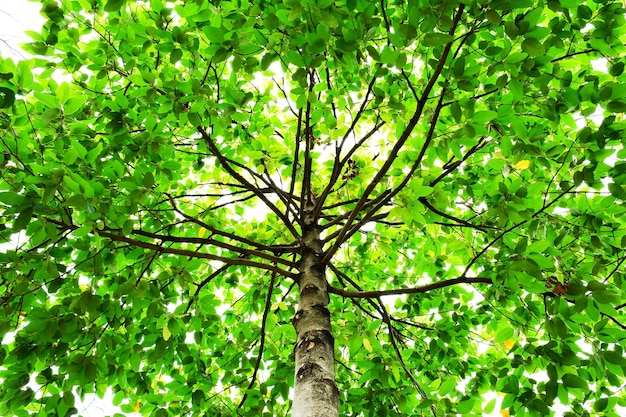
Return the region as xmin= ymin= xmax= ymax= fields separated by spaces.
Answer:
xmin=462 ymin=185 xmax=575 ymax=276
xmin=165 ymin=195 xmax=298 ymax=253
xmin=327 ymin=89 xmax=448 ymax=249
xmin=259 ymin=157 xmax=300 ymax=221
xmin=286 ymin=107 xmax=304 ymax=225
xmin=329 ymin=263 xmax=434 ymax=332
xmin=379 ymin=298 xmax=436 ymax=417
xmin=313 ymin=75 xmax=379 ymax=219
xmin=601 ymin=254 xmax=626 ymax=284
xmin=418 ymin=197 xmax=489 ymax=232
xmin=196 ymin=126 xmax=301 ymax=240
xmin=237 ymin=271 xmax=276 ymax=409
xmin=184 ymin=264 xmax=231 ymax=314
xmin=442 ymin=88 xmax=498 ymax=108
xmin=324 ymin=66 xmax=338 ymax=119
xmin=602 ymin=313 xmax=626 ymax=330
xmin=100 ymin=230 xmax=297 ymax=278
xmin=428 ymin=138 xmax=488 ymax=186
xmin=313 ymin=120 xmax=385 ymax=222
xmin=551 ymin=48 xmax=599 ymax=63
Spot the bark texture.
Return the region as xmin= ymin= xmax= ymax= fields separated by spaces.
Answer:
xmin=292 ymin=202 xmax=339 ymax=417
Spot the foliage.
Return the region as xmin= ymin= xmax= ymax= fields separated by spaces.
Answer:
xmin=1 ymin=0 xmax=626 ymax=416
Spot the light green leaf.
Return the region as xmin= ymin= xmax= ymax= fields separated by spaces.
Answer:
xmin=494 ymin=326 xmax=514 ymax=343
xmin=64 ymin=96 xmax=88 ymax=115
xmin=526 ymin=240 xmax=550 ymax=253
xmin=472 ymin=111 xmax=498 ymax=124
xmin=439 ymin=379 xmax=457 ymax=396
xmin=34 ymin=91 xmax=59 ymax=109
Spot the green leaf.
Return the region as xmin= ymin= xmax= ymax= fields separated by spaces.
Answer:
xmin=608 ymin=183 xmax=626 ymax=200
xmin=422 ymin=33 xmax=453 ymax=47
xmin=72 ymin=225 xmax=92 ymax=238
xmin=494 ymin=326 xmax=514 ymax=343
xmin=13 ymin=207 xmax=34 ymax=232
xmin=0 ymin=192 xmax=23 ymax=206
xmin=64 ymin=96 xmax=88 ymax=115
xmin=606 ymin=101 xmax=626 ymax=113
xmin=609 ymin=62 xmax=624 ymax=76
xmin=485 ymin=10 xmax=502 ymax=26
xmin=526 ymin=240 xmax=550 ymax=253
xmin=33 ymin=91 xmax=59 ymax=109
xmin=0 ymin=87 xmax=15 ymax=108
xmin=562 ymin=373 xmax=588 ymax=390
xmin=104 ymin=0 xmax=125 ymax=12
xmin=412 ymin=185 xmax=434 ymax=197
xmin=592 ymin=290 xmax=620 ymax=305
xmin=521 ymin=38 xmax=545 ymax=57
xmin=472 ymin=111 xmax=498 ymax=124
xmin=457 ymin=398 xmax=476 ymax=414
xmin=439 ymin=378 xmax=456 ymax=396
xmin=170 ymin=48 xmax=183 ymax=64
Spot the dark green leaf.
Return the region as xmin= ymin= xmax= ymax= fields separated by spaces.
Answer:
xmin=422 ymin=33 xmax=453 ymax=47
xmin=104 ymin=0 xmax=125 ymax=12
xmin=13 ymin=207 xmax=34 ymax=232
xmin=521 ymin=38 xmax=545 ymax=56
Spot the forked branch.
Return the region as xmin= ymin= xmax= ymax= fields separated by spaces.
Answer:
xmin=322 ymin=4 xmax=466 ymax=264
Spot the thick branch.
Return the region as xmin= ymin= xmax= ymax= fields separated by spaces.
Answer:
xmin=328 ymin=276 xmax=491 ymax=298
xmin=300 ymin=69 xmax=316 ymax=213
xmin=98 ymin=230 xmax=297 ymax=278
xmin=130 ymin=229 xmax=296 ymax=268
xmin=46 ymin=218 xmax=297 ymax=279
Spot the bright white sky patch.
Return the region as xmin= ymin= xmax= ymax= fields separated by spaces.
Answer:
xmin=0 ymin=1 xmax=44 ymax=60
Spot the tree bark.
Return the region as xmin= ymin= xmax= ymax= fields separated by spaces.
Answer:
xmin=292 ymin=201 xmax=339 ymax=417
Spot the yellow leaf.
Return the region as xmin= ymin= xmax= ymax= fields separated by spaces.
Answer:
xmin=198 ymin=227 xmax=207 ymax=238
xmin=162 ymin=324 xmax=171 ymax=341
xmin=363 ymin=338 xmax=373 ymax=353
xmin=493 ymin=151 xmax=503 ymax=159
xmin=500 ymin=410 xmax=510 ymax=417
xmin=504 ymin=339 xmax=515 ymax=350
xmin=514 ymin=160 xmax=530 ymax=170
xmin=133 ymin=400 xmax=141 ymax=413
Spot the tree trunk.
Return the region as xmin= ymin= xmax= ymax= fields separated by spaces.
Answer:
xmin=292 ymin=201 xmax=339 ymax=417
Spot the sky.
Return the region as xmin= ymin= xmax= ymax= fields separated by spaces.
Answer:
xmin=0 ymin=0 xmax=44 ymax=60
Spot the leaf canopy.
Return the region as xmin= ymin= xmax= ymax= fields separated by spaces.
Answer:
xmin=1 ymin=0 xmax=626 ymax=416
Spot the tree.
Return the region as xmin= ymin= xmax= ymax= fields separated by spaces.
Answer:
xmin=1 ymin=0 xmax=626 ymax=415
